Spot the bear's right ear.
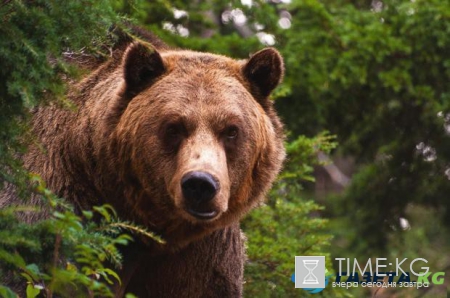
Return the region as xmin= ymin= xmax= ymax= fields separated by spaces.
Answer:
xmin=123 ymin=42 xmax=165 ymax=95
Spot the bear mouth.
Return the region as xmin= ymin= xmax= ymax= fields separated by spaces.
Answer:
xmin=186 ymin=208 xmax=218 ymax=220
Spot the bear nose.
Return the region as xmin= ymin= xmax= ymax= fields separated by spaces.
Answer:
xmin=181 ymin=171 xmax=219 ymax=219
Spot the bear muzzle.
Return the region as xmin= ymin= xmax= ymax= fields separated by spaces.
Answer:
xmin=181 ymin=171 xmax=221 ymax=220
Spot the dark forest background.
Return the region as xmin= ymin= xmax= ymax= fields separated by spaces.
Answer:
xmin=0 ymin=0 xmax=449 ymax=297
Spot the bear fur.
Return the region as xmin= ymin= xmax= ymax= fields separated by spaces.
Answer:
xmin=0 ymin=33 xmax=285 ymax=297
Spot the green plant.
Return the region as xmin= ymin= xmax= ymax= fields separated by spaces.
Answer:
xmin=242 ymin=133 xmax=344 ymax=297
xmin=0 ymin=176 xmax=163 ymax=297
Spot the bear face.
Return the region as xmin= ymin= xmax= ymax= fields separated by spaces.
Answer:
xmin=98 ymin=43 xmax=285 ymax=248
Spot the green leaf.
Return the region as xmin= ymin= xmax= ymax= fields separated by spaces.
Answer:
xmin=101 ymin=268 xmax=121 ymax=285
xmin=25 ymin=284 xmax=40 ymax=298
xmin=0 ymin=286 xmax=18 ymax=298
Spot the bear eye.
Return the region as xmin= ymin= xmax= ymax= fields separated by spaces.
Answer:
xmin=166 ymin=124 xmax=181 ymax=137
xmin=224 ymin=126 xmax=238 ymax=139
xmin=161 ymin=122 xmax=186 ymax=152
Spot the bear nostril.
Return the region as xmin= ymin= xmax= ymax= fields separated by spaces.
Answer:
xmin=181 ymin=171 xmax=218 ymax=205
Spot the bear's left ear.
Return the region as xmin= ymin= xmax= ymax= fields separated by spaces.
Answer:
xmin=123 ymin=42 xmax=166 ymax=95
xmin=242 ymin=48 xmax=284 ymax=98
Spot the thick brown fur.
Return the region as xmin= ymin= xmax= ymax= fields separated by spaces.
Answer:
xmin=0 ymin=31 xmax=285 ymax=297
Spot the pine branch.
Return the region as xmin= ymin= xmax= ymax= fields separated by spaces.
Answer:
xmin=107 ymin=222 xmax=166 ymax=244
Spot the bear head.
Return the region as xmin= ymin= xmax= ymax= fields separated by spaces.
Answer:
xmin=105 ymin=42 xmax=285 ymax=248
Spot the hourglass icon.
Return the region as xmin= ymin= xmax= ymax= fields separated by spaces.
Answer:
xmin=302 ymin=259 xmax=319 ymax=284
xmin=295 ymin=256 xmax=325 ymax=288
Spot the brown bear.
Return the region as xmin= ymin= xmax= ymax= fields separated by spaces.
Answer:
xmin=1 ymin=33 xmax=285 ymax=297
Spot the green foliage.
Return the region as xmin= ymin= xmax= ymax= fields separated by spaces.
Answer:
xmin=0 ymin=0 xmax=120 ymax=188
xmin=282 ymin=132 xmax=337 ymax=182
xmin=243 ymin=201 xmax=331 ymax=298
xmin=113 ymin=0 xmax=275 ymax=57
xmin=242 ymin=133 xmax=343 ymax=297
xmin=270 ymin=0 xmax=450 ymax=295
xmin=0 ymin=176 xmax=162 ymax=297
xmin=272 ymin=0 xmax=450 ymax=257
